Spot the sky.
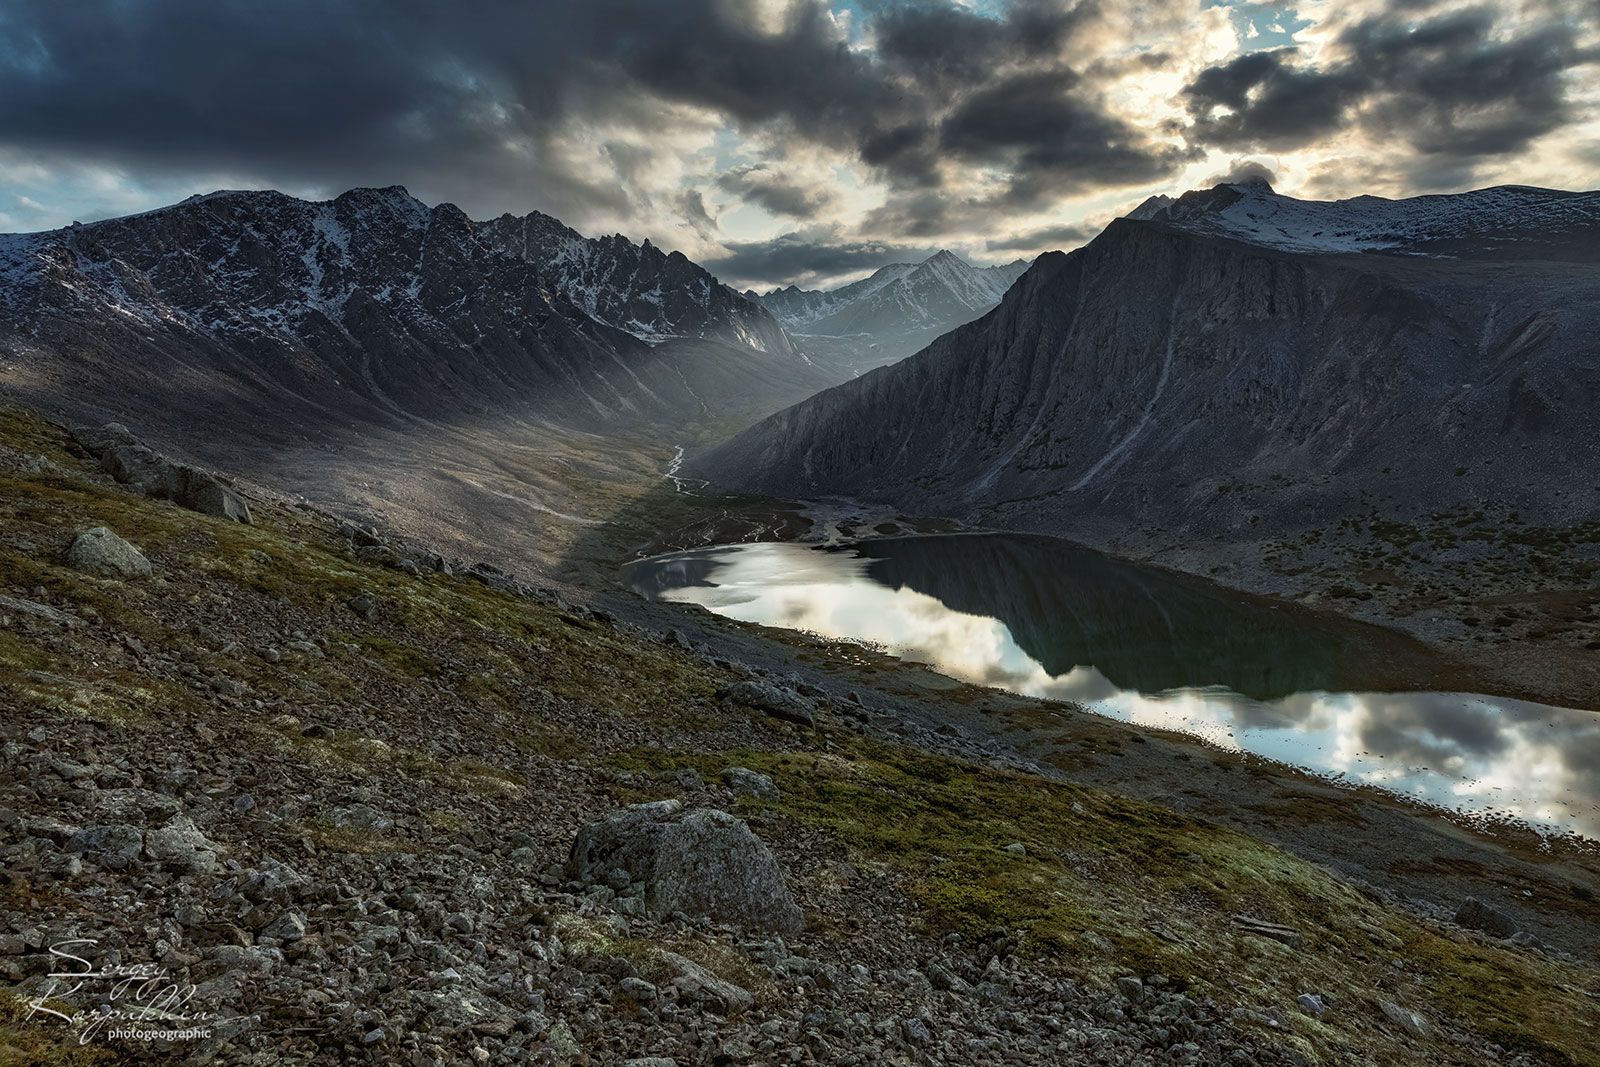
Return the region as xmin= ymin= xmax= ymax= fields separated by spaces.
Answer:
xmin=0 ymin=0 xmax=1596 ymax=290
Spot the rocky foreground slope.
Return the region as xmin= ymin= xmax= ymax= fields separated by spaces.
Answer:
xmin=1 ymin=408 xmax=1596 ymax=1065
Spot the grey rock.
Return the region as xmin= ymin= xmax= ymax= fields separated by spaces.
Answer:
xmin=93 ymin=787 xmax=181 ymax=821
xmin=327 ymin=803 xmax=393 ymax=832
xmin=657 ymin=950 xmax=754 ymax=1014
xmin=1295 ymin=993 xmax=1325 ymax=1018
xmin=619 ymin=977 xmax=658 ymax=1004
xmin=901 ymin=1016 xmax=933 ymax=1046
xmin=0 ymin=594 xmax=83 ymax=628
xmin=721 ymin=680 xmax=815 ymax=727
xmin=260 ymin=910 xmax=308 ymax=942
xmin=347 ymin=591 xmax=380 ymax=619
xmin=721 ymin=767 xmax=777 ymax=798
xmin=567 ymin=801 xmax=803 ymax=934
xmin=1455 ymin=897 xmax=1518 ymax=939
xmin=180 ymin=469 xmax=251 ymax=523
xmin=144 ymin=815 xmax=224 ymax=873
xmin=1378 ymin=999 xmax=1429 ymax=1038
xmin=67 ymin=824 xmax=144 ymax=869
xmin=65 ymin=526 xmax=152 ymax=579
xmin=544 ymin=1019 xmax=581 ymax=1059
xmin=79 ymin=426 xmax=250 ymax=523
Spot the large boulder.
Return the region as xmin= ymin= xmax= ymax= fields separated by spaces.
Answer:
xmin=1455 ymin=897 xmax=1518 ymax=939
xmin=65 ymin=526 xmax=152 ymax=579
xmin=144 ymin=815 xmax=225 ymax=873
xmin=180 ymin=469 xmax=251 ymax=523
xmin=72 ymin=423 xmax=251 ymax=524
xmin=720 ymin=680 xmax=815 ymax=727
xmin=567 ymin=800 xmax=803 ymax=934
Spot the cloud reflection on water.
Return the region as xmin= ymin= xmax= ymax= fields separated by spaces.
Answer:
xmin=625 ymin=540 xmax=1600 ymax=838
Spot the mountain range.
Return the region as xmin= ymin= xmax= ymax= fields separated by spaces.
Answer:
xmin=0 ymin=186 xmax=828 ymax=449
xmin=751 ymin=250 xmax=1028 ymax=373
xmin=695 ymin=181 xmax=1600 ymax=574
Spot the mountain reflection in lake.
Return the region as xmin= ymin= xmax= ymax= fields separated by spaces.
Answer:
xmin=623 ymin=535 xmax=1600 ymax=839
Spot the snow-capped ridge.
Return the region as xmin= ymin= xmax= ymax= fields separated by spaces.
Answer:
xmin=1130 ymin=180 xmax=1600 ymax=259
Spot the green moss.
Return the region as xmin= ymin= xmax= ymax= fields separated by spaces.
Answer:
xmin=0 ymin=994 xmax=114 ymax=1066
xmin=615 ymin=740 xmax=1600 ymax=1066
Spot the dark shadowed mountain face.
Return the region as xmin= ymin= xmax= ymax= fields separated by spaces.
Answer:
xmin=694 ymin=182 xmax=1600 ymax=560
xmin=0 ymin=186 xmax=825 ymax=446
xmin=481 ymin=210 xmax=795 ymax=357
xmin=752 ymin=250 xmax=1028 ymax=374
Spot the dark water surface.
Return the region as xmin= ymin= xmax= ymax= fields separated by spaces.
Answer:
xmin=624 ymin=534 xmax=1600 ymax=839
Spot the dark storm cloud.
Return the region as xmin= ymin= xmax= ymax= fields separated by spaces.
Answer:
xmin=705 ymin=232 xmax=941 ymax=289
xmin=942 ymin=69 xmax=1198 ymax=205
xmin=0 ymin=0 xmax=1197 ymax=228
xmin=716 ymin=164 xmax=837 ymax=219
xmin=1184 ymin=5 xmax=1596 ymax=172
xmin=983 ymin=222 xmax=1095 ymax=253
xmin=1183 ymin=49 xmax=1360 ymax=149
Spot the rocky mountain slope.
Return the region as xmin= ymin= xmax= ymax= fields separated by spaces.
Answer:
xmin=694 ymin=183 xmax=1600 ymax=677
xmin=753 ymin=251 xmax=1028 ymax=373
xmin=0 ymin=186 xmax=824 ymax=444
xmin=2 ymin=407 xmax=1595 ymax=1065
xmin=481 ymin=211 xmax=795 ymax=357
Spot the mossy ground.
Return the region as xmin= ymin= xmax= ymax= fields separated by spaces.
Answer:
xmin=615 ymin=741 xmax=1600 ymax=1066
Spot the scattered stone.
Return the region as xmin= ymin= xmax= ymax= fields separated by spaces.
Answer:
xmin=65 ymin=526 xmax=153 ymax=579
xmin=0 ymin=594 xmax=83 ymax=628
xmin=619 ymin=977 xmax=658 ymax=1004
xmin=722 ymin=767 xmax=777 ymax=798
xmin=1455 ymin=897 xmax=1518 ymax=939
xmin=657 ymin=950 xmax=754 ymax=1014
xmin=544 ymin=1019 xmax=581 ymax=1059
xmin=567 ymin=801 xmax=804 ymax=934
xmin=1296 ymin=993 xmax=1326 ymax=1018
xmin=67 ymin=824 xmax=144 ymax=869
xmin=144 ymin=815 xmax=225 ymax=873
xmin=1233 ymin=915 xmax=1303 ymax=948
xmin=1003 ymin=842 xmax=1027 ymax=856
xmin=347 ymin=591 xmax=380 ymax=619
xmin=260 ymin=910 xmax=308 ymax=943
xmin=1117 ymin=977 xmax=1145 ymax=1003
xmin=1379 ymin=999 xmax=1430 ymax=1038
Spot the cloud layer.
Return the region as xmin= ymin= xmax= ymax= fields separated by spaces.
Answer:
xmin=0 ymin=0 xmax=1595 ymax=287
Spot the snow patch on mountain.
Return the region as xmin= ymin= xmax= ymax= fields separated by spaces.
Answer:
xmin=1133 ymin=180 xmax=1600 ymax=258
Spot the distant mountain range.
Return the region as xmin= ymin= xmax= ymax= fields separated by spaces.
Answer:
xmin=0 ymin=186 xmax=831 ymax=446
xmin=695 ymin=180 xmax=1600 ymax=565
xmin=750 ymin=250 xmax=1028 ymax=373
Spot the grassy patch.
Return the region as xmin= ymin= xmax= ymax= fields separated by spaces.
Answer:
xmin=616 ymin=740 xmax=1600 ymax=1066
xmin=0 ymin=993 xmax=114 ymax=1066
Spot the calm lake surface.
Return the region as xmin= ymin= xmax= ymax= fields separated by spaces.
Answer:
xmin=624 ymin=534 xmax=1600 ymax=839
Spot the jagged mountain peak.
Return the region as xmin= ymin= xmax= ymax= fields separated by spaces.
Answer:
xmin=478 ymin=209 xmax=793 ymax=355
xmin=754 ymin=247 xmax=1030 ymax=373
